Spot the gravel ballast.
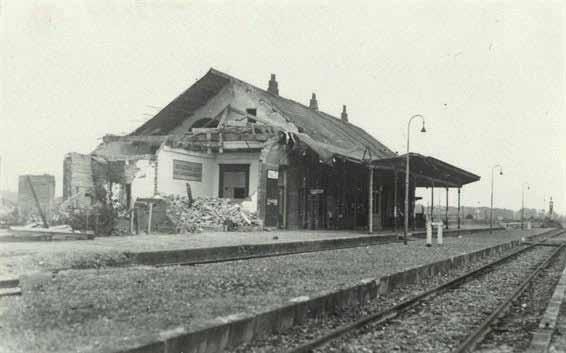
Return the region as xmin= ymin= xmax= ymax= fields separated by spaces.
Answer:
xmin=318 ymin=246 xmax=556 ymax=353
xmin=227 ymin=246 xmax=530 ymax=353
xmin=475 ymin=246 xmax=566 ymax=352
xmin=550 ymin=296 xmax=566 ymax=352
xmin=0 ymin=229 xmax=553 ymax=353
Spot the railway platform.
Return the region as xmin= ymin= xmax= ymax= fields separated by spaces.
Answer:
xmin=1 ymin=225 xmax=500 ymax=277
xmin=0 ymin=227 xmax=558 ymax=353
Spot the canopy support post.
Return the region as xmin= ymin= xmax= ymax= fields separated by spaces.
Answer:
xmin=412 ymin=176 xmax=417 ymax=232
xmin=445 ymin=187 xmax=449 ymax=229
xmin=430 ymin=182 xmax=434 ymax=221
xmin=393 ymin=170 xmax=398 ymax=234
xmin=368 ymin=167 xmax=373 ymax=234
xmin=457 ymin=187 xmax=461 ymax=233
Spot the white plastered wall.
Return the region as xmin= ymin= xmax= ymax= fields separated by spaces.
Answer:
xmin=156 ymin=146 xmax=216 ymax=198
xmin=154 ymin=146 xmax=261 ymax=212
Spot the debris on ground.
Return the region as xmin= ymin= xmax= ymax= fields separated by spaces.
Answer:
xmin=164 ymin=196 xmax=261 ymax=233
xmin=111 ymin=217 xmax=131 ymax=236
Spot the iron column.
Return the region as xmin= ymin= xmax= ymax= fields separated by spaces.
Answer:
xmin=404 ymin=114 xmax=426 ymax=245
xmin=490 ymin=164 xmax=503 ymax=234
xmin=521 ymin=182 xmax=530 ymax=230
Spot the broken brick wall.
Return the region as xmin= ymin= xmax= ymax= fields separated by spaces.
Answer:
xmin=63 ymin=153 xmax=95 ymax=208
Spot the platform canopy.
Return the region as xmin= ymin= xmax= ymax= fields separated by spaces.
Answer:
xmin=369 ymin=153 xmax=480 ymax=188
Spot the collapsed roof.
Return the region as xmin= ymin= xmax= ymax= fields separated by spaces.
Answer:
xmin=106 ymin=68 xmax=479 ymax=188
xmin=131 ymin=68 xmax=396 ymax=162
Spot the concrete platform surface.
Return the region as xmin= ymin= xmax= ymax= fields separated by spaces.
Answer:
xmin=0 ymin=226 xmax=538 ymax=277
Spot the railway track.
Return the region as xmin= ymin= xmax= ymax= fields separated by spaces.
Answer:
xmin=451 ymin=244 xmax=566 ymax=353
xmin=472 ymin=245 xmax=566 ymax=353
xmin=228 ymin=229 xmax=565 ymax=353
xmin=547 ymin=295 xmax=566 ymax=352
xmin=153 ymin=238 xmax=406 ymax=268
xmin=524 ymin=248 xmax=566 ymax=353
xmin=153 ymin=227 xmax=521 ymax=268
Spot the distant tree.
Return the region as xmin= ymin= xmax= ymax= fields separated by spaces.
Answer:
xmin=465 ymin=214 xmax=474 ymax=220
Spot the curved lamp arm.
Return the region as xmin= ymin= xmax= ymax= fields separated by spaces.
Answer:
xmin=492 ymin=164 xmax=503 ymax=176
xmin=406 ymin=114 xmax=426 ymax=154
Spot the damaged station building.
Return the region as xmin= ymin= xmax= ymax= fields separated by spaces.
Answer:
xmin=63 ymin=68 xmax=480 ymax=232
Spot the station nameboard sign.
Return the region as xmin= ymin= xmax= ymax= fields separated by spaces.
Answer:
xmin=173 ymin=160 xmax=203 ymax=181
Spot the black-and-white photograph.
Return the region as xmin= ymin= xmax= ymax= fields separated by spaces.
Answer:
xmin=1 ymin=1 xmax=565 ymax=352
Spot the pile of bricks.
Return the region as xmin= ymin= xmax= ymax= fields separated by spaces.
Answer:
xmin=165 ymin=196 xmax=260 ymax=233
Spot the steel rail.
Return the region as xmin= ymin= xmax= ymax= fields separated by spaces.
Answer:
xmin=156 ymin=227 xmax=527 ymax=268
xmin=154 ymin=239 xmax=407 ymax=268
xmin=284 ymin=229 xmax=565 ymax=353
xmin=452 ymin=242 xmax=566 ymax=353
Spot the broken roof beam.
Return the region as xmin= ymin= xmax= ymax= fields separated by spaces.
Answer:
xmin=167 ymin=140 xmax=264 ymax=152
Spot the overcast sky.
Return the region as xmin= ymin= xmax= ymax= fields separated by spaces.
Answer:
xmin=1 ymin=0 xmax=565 ymax=214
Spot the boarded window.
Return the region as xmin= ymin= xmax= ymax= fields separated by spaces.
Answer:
xmin=173 ymin=160 xmax=203 ymax=181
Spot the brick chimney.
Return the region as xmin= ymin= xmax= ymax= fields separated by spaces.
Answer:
xmin=341 ymin=105 xmax=348 ymax=122
xmin=309 ymin=93 xmax=318 ymax=110
xmin=268 ymin=74 xmax=279 ymax=95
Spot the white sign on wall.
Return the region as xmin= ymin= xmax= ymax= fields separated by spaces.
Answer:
xmin=173 ymin=160 xmax=203 ymax=181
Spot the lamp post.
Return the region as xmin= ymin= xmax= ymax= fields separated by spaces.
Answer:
xmin=521 ymin=182 xmax=530 ymax=230
xmin=404 ymin=114 xmax=426 ymax=245
xmin=490 ymin=164 xmax=503 ymax=234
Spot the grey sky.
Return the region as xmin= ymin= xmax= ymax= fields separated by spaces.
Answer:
xmin=1 ymin=0 xmax=564 ymax=213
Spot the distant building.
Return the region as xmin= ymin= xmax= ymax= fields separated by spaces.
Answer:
xmin=17 ymin=174 xmax=55 ymax=223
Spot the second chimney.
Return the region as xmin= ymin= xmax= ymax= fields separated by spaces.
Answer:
xmin=268 ymin=74 xmax=279 ymax=95
xmin=341 ymin=105 xmax=348 ymax=122
xmin=309 ymin=93 xmax=318 ymax=110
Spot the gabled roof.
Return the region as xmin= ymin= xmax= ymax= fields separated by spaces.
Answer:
xmin=131 ymin=68 xmax=395 ymax=161
xmin=132 ymin=71 xmax=229 ymax=136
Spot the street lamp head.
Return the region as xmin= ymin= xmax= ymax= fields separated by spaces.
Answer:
xmin=499 ymin=170 xmax=503 ymax=176
xmin=420 ymin=123 xmax=427 ymax=133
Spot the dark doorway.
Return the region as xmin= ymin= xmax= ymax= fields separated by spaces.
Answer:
xmin=219 ymin=164 xmax=249 ymax=199
xmin=265 ymin=169 xmax=279 ymax=227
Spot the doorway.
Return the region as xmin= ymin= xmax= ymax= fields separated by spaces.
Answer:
xmin=218 ymin=164 xmax=249 ymax=199
xmin=265 ymin=169 xmax=279 ymax=227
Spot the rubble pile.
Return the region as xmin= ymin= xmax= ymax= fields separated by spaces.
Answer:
xmin=165 ymin=196 xmax=260 ymax=233
xmin=111 ymin=217 xmax=131 ymax=236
